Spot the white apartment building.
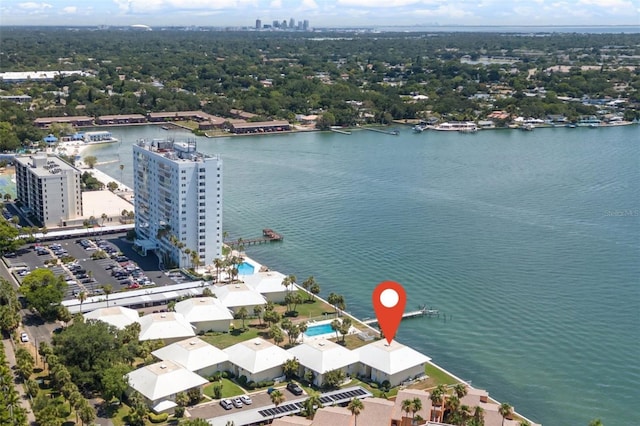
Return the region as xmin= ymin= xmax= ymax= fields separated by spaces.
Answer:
xmin=14 ymin=154 xmax=83 ymax=227
xmin=132 ymin=139 xmax=222 ymax=268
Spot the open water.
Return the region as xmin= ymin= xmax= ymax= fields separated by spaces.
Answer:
xmin=89 ymin=124 xmax=640 ymax=426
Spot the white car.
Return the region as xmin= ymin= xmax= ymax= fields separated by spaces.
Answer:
xmin=240 ymin=395 xmax=252 ymax=405
xmin=20 ymin=332 xmax=29 ymax=343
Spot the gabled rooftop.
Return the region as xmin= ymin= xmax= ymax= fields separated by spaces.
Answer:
xmin=138 ymin=312 xmax=195 ymax=341
xmin=213 ymin=283 xmax=267 ymax=309
xmin=354 ymin=339 xmax=431 ymax=375
xmin=151 ymin=337 xmax=229 ymax=372
xmin=84 ymin=306 xmax=140 ymax=330
xmin=223 ymin=337 xmax=293 ymax=374
xmin=174 ymin=297 xmax=234 ymax=323
xmin=126 ymin=360 xmax=208 ymax=401
xmin=287 ymin=339 xmax=358 ymax=374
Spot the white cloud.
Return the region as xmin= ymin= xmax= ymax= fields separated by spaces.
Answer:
xmin=112 ymin=0 xmax=259 ymax=13
xmin=270 ymin=0 xmax=282 ymax=7
xmin=337 ymin=0 xmax=423 ymax=6
xmin=18 ymin=2 xmax=52 ymax=10
xmin=62 ymin=6 xmax=77 ymax=14
xmin=300 ymin=0 xmax=319 ymax=10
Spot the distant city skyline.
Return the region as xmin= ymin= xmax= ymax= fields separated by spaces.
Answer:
xmin=0 ymin=0 xmax=638 ymax=27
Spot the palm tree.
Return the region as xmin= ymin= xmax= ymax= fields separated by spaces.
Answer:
xmin=213 ymin=257 xmax=225 ymax=282
xmin=119 ymin=164 xmax=124 ymax=181
xmin=430 ymin=384 xmax=446 ymax=422
xmin=498 ymin=403 xmax=513 ymax=426
xmin=253 ymin=305 xmax=263 ymax=326
xmin=236 ymin=306 xmax=248 ymax=330
xmin=302 ymin=276 xmax=316 ymax=302
xmin=453 ymin=383 xmax=468 ymax=399
xmin=402 ymin=398 xmax=413 ymax=419
xmin=302 ymin=390 xmax=322 ymax=418
xmin=77 ymin=291 xmax=87 ymax=312
xmin=269 ymin=390 xmax=285 ymax=420
xmin=347 ymin=397 xmax=364 ymax=425
xmin=471 ymin=406 xmax=485 ymax=426
xmin=411 ymin=397 xmax=423 ymax=420
xmin=102 ymin=284 xmax=113 ymax=306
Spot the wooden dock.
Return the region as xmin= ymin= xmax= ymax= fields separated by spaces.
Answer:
xmin=225 ymin=229 xmax=283 ymax=247
xmin=364 ymin=127 xmax=400 ymax=136
xmin=362 ymin=306 xmax=439 ymax=325
xmin=330 ymin=128 xmax=352 ymax=135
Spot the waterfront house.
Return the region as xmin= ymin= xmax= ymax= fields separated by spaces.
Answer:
xmin=242 ymin=271 xmax=290 ymax=303
xmin=354 ymin=339 xmax=430 ymax=387
xmin=84 ymin=306 xmax=140 ymax=330
xmin=151 ymin=337 xmax=229 ymax=378
xmin=286 ymin=339 xmax=359 ymax=387
xmin=126 ymin=360 xmax=208 ymax=414
xmin=138 ymin=312 xmax=195 ymax=344
xmin=174 ymin=297 xmax=233 ymax=333
xmin=223 ymin=337 xmax=294 ymax=383
xmin=212 ymin=283 xmax=267 ymax=313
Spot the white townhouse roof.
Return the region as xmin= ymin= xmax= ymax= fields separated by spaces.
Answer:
xmin=151 ymin=337 xmax=229 ymax=372
xmin=174 ymin=297 xmax=234 ymax=323
xmin=242 ymin=271 xmax=289 ymax=295
xmin=84 ymin=306 xmax=140 ymax=330
xmin=138 ymin=312 xmax=195 ymax=341
xmin=354 ymin=339 xmax=431 ymax=375
xmin=126 ymin=360 xmax=208 ymax=401
xmin=223 ymin=337 xmax=293 ymax=374
xmin=287 ymin=339 xmax=358 ymax=374
xmin=213 ymin=283 xmax=267 ymax=309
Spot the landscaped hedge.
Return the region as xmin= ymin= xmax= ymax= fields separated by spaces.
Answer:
xmin=148 ymin=412 xmax=168 ymax=423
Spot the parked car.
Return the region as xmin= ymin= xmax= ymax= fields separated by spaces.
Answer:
xmin=20 ymin=332 xmax=29 ymax=343
xmin=240 ymin=395 xmax=252 ymax=405
xmin=220 ymin=399 xmax=233 ymax=410
xmin=286 ymin=382 xmax=303 ymax=396
xmin=232 ymin=398 xmax=243 ymax=408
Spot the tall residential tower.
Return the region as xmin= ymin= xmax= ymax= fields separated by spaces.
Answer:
xmin=14 ymin=154 xmax=83 ymax=227
xmin=132 ymin=139 xmax=222 ymax=269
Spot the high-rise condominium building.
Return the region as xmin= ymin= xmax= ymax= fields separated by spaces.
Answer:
xmin=14 ymin=154 xmax=83 ymax=227
xmin=132 ymin=139 xmax=222 ymax=269
xmin=255 ymin=19 xmax=261 ymax=29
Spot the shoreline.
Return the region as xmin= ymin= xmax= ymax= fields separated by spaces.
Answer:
xmin=233 ymin=253 xmax=541 ymax=425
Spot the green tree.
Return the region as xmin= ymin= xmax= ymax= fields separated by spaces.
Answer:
xmin=15 ymin=347 xmax=34 ymax=381
xmin=101 ymin=364 xmax=131 ymax=403
xmin=0 ymin=219 xmax=22 ymax=255
xmin=301 ymin=276 xmax=317 ymax=302
xmin=283 ymin=357 xmax=300 ymax=380
xmin=498 ymin=402 xmax=513 ymax=426
xmin=302 ymin=390 xmax=322 ymax=418
xmin=236 ymin=306 xmax=248 ymax=330
xmin=21 ymin=269 xmax=67 ymax=320
xmin=78 ymin=399 xmax=96 ymax=426
xmin=271 ymin=325 xmax=284 ymax=346
xmin=0 ymin=278 xmax=21 ymax=333
xmin=322 ymin=368 xmax=345 ymax=389
xmin=253 ymin=305 xmax=263 ymax=326
xmin=269 ymin=390 xmax=285 ymax=420
xmin=347 ymin=397 xmax=364 ymax=425
xmin=84 ymin=155 xmax=98 ymax=168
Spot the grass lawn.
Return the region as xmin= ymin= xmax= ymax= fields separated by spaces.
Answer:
xmin=203 ymin=379 xmax=245 ymax=399
xmin=344 ymin=378 xmax=399 ymax=398
xmin=200 ymin=325 xmax=269 ymax=349
xmin=408 ymin=363 xmax=459 ymax=391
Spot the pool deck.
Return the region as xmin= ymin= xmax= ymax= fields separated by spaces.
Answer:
xmin=302 ymin=318 xmax=358 ymax=341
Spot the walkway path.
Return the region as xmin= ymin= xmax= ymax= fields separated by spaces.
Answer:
xmin=2 ymin=338 xmax=36 ymax=425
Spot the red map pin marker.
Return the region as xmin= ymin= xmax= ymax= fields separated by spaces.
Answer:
xmin=372 ymin=281 xmax=406 ymax=344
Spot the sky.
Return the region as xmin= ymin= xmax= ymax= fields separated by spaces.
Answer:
xmin=0 ymin=0 xmax=638 ymax=27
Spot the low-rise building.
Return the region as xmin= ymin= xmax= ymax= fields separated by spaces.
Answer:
xmin=287 ymin=339 xmax=359 ymax=387
xmin=126 ymin=360 xmax=208 ymax=414
xmin=151 ymin=337 xmax=229 ymax=378
xmin=138 ymin=312 xmax=195 ymax=344
xmin=354 ymin=339 xmax=430 ymax=387
xmin=242 ymin=271 xmax=289 ymax=303
xmin=223 ymin=337 xmax=293 ymax=383
xmin=174 ymin=297 xmax=233 ymax=333
xmin=84 ymin=306 xmax=140 ymax=330
xmin=212 ymin=283 xmax=267 ymax=313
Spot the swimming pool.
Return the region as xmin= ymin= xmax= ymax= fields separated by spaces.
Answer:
xmin=237 ymin=262 xmax=255 ymax=275
xmin=304 ymin=323 xmax=335 ymax=337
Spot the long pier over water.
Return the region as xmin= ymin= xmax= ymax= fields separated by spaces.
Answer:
xmin=362 ymin=306 xmax=440 ymax=325
xmin=225 ymin=228 xmax=283 ymax=247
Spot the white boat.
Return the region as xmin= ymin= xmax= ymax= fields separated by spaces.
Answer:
xmin=433 ymin=122 xmax=478 ymax=133
xmin=413 ymin=124 xmax=426 ymax=133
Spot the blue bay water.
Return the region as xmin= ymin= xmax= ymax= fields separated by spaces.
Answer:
xmin=91 ymin=125 xmax=640 ymax=426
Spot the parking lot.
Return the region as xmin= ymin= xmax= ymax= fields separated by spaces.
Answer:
xmin=4 ymin=233 xmax=186 ymax=300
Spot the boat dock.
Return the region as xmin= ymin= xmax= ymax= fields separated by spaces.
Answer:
xmin=225 ymin=229 xmax=284 ymax=247
xmin=364 ymin=128 xmax=400 ymax=136
xmin=362 ymin=306 xmax=439 ymax=325
xmin=330 ymin=128 xmax=351 ymax=135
